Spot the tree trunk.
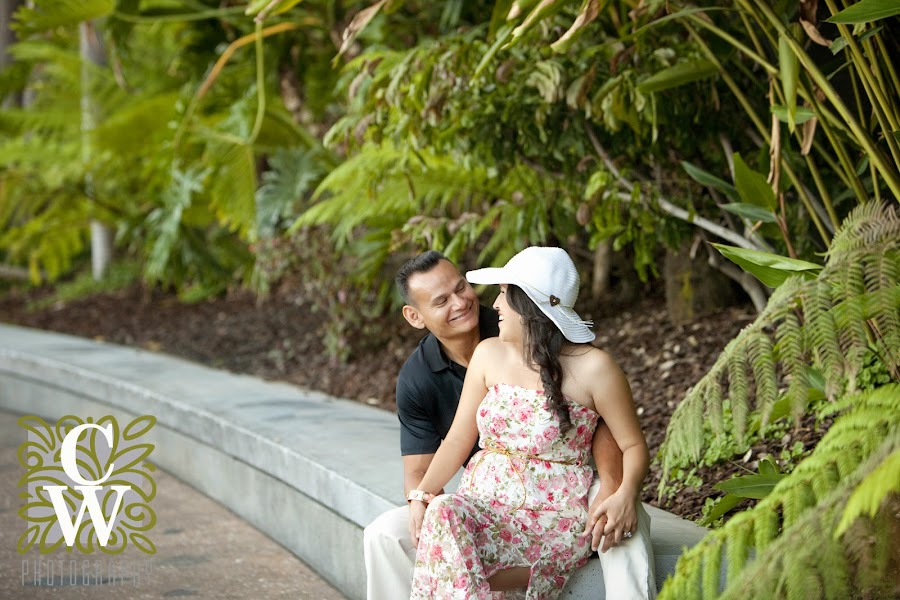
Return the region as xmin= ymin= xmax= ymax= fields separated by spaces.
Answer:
xmin=591 ymin=239 xmax=612 ymax=301
xmin=664 ymin=239 xmax=743 ymax=325
xmin=80 ymin=21 xmax=113 ymax=280
xmin=1 ymin=0 xmax=25 ymax=108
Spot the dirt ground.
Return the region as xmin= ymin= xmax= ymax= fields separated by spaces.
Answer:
xmin=0 ymin=283 xmax=829 ymax=521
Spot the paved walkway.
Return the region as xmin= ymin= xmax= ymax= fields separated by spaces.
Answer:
xmin=0 ymin=410 xmax=347 ymax=600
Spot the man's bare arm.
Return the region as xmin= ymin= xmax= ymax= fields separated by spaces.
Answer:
xmin=593 ymin=419 xmax=623 ymax=489
xmin=402 ymin=453 xmax=435 ymax=496
xmin=588 ymin=419 xmax=624 ymax=552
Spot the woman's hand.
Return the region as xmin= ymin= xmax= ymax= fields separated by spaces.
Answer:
xmin=584 ymin=487 xmax=637 ymax=552
xmin=408 ymin=500 xmax=428 ymax=546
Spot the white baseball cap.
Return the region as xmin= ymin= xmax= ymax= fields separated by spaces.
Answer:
xmin=466 ymin=246 xmax=595 ymax=343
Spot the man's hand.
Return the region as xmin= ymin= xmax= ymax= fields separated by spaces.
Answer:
xmin=408 ymin=500 xmax=428 ymax=546
xmin=584 ymin=478 xmax=613 ymax=552
xmin=584 ymin=486 xmax=637 ymax=553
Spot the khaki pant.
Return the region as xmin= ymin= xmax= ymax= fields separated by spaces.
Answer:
xmin=363 ymin=479 xmax=657 ymax=600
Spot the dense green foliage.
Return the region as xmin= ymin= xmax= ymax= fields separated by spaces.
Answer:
xmin=2 ymin=1 xmax=899 ymax=594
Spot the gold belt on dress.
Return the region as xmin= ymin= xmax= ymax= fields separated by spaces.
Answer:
xmin=467 ymin=439 xmax=581 ymax=512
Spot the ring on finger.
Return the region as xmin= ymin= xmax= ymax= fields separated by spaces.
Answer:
xmin=623 ymin=531 xmax=633 ymax=538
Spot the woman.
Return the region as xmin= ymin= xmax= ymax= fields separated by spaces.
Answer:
xmin=407 ymin=246 xmax=650 ymax=599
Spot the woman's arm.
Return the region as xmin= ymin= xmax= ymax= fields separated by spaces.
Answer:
xmin=408 ymin=340 xmax=492 ymax=544
xmin=583 ymin=349 xmax=650 ymax=549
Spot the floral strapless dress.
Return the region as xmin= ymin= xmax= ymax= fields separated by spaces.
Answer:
xmin=410 ymin=383 xmax=599 ymax=600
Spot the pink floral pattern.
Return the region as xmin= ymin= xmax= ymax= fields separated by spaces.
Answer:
xmin=411 ymin=383 xmax=599 ymax=600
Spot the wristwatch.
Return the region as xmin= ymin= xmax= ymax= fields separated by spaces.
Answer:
xmin=406 ymin=490 xmax=433 ymax=504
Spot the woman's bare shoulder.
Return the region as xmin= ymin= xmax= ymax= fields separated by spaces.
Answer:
xmin=473 ymin=337 xmax=508 ymax=362
xmin=569 ymin=345 xmax=622 ymax=374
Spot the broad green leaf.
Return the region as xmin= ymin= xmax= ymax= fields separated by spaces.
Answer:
xmin=771 ymin=105 xmax=816 ymax=125
xmin=767 ymin=396 xmax=793 ymax=423
xmin=778 ymin=29 xmax=800 ymax=132
xmin=681 ymin=161 xmax=738 ymax=201
xmin=830 ymin=25 xmax=883 ymax=55
xmin=758 ymin=459 xmax=781 ymax=477
xmin=827 ymin=0 xmax=900 ymax=23
xmin=721 ymin=203 xmax=778 ymax=223
xmin=636 ymin=59 xmax=718 ymax=94
xmin=712 ymin=244 xmax=823 ymax=288
xmin=713 ymin=472 xmax=786 ymax=499
xmin=699 ymin=494 xmax=743 ymax=526
xmin=733 ymin=153 xmax=776 ymax=211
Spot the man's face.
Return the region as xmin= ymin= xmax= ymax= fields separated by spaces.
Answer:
xmin=403 ymin=260 xmax=480 ymax=339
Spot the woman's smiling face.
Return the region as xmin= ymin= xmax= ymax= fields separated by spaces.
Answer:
xmin=493 ymin=284 xmax=523 ymax=342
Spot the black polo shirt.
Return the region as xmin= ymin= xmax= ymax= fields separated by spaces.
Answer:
xmin=396 ymin=305 xmax=500 ymax=459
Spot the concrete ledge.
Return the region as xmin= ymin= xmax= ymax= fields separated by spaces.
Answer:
xmin=0 ymin=324 xmax=707 ymax=599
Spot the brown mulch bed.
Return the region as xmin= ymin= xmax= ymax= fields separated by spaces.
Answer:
xmin=0 ymin=283 xmax=828 ymax=521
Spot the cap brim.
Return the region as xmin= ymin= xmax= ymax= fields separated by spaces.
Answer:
xmin=466 ymin=267 xmax=514 ymax=286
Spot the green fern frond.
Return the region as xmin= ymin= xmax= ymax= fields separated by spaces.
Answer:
xmin=747 ymin=331 xmax=778 ymax=430
xmin=806 ymin=281 xmax=844 ymax=398
xmin=687 ymin=385 xmax=705 ymax=461
xmin=835 ymin=261 xmax=873 ymax=386
xmin=781 ymin=480 xmax=816 ymax=529
xmin=723 ymin=513 xmax=751 ymax=586
xmin=662 ymin=205 xmax=899 ymax=475
xmin=716 ymin=433 xmax=900 ymax=600
xmin=659 ymin=385 xmax=900 ymax=600
xmin=292 ymin=144 xmax=495 ymax=247
xmin=701 ymin=539 xmax=724 ymax=599
xmin=8 ymin=39 xmax=84 ymax=87
xmin=706 ymin=378 xmax=724 ymax=437
xmin=774 ymin=310 xmax=809 ymax=421
xmin=207 ymin=142 xmax=258 ymax=243
xmin=145 ymin=165 xmax=209 ymax=281
xmin=0 ymin=106 xmax=80 ymax=137
xmin=14 ymin=0 xmax=116 ymax=34
xmin=809 ymin=460 xmax=840 ymax=504
xmin=726 ymin=350 xmax=749 ymax=444
xmin=827 ymin=202 xmax=899 ymax=262
xmin=0 ymin=193 xmax=90 ymax=283
xmin=92 ymin=92 xmax=180 ymax=156
xmin=752 ymin=502 xmax=778 ymax=554
xmin=835 ymin=447 xmax=900 ymax=537
xmin=871 ymin=253 xmax=900 ymax=370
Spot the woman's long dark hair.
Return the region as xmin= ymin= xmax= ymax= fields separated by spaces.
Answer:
xmin=506 ymin=285 xmax=572 ymax=434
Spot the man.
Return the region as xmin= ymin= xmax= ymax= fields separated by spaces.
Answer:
xmin=363 ymin=251 xmax=656 ymax=599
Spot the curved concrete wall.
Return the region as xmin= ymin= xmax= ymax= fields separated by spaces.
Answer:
xmin=0 ymin=324 xmax=708 ymax=599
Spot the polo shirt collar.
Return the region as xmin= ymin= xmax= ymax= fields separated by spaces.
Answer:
xmin=422 ymin=305 xmax=497 ymax=373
